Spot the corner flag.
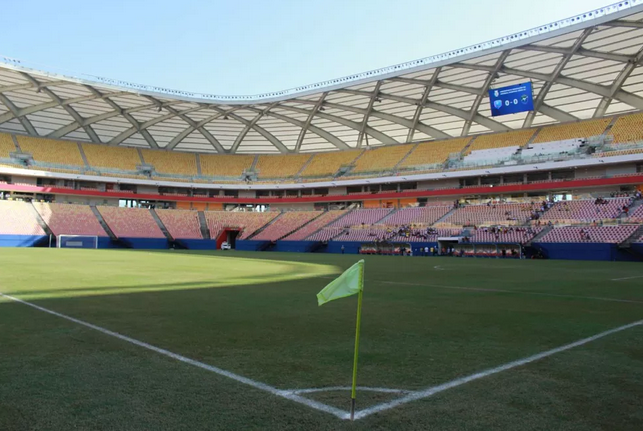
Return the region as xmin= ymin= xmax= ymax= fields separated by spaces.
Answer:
xmin=317 ymin=260 xmax=364 ymax=306
xmin=316 ymin=259 xmax=365 ymax=421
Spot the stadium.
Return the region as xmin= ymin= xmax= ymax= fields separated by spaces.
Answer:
xmin=1 ymin=2 xmax=642 ymax=430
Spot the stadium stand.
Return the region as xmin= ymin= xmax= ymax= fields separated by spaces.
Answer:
xmin=33 ymin=202 xmax=106 ymax=236
xmin=532 ymin=118 xmax=611 ymax=143
xmin=155 ymin=209 xmax=203 ymax=239
xmin=608 ymin=112 xmax=643 ymax=144
xmin=282 ymin=210 xmax=346 ymax=240
xmin=399 ymin=137 xmax=472 ymax=169
xmin=0 ymin=200 xmax=46 ymax=235
xmin=141 ymin=149 xmax=198 ymax=176
xmin=299 ymin=150 xmax=362 ymax=177
xmin=307 ymin=227 xmax=347 ymax=241
xmin=97 ymin=206 xmax=165 ymax=238
xmin=16 ymin=136 xmax=84 ymax=166
xmin=463 ymin=146 xmax=520 ymax=165
xmin=329 ymin=208 xmax=392 ymax=227
xmin=521 ymin=139 xmax=583 ymax=158
xmin=380 ymin=205 xmax=451 ymax=225
xmin=252 ymin=211 xmax=321 ymax=240
xmin=627 ymin=204 xmax=643 ymax=222
xmin=0 ymin=133 xmax=16 ymax=158
xmin=328 ymin=227 xmax=389 ymax=242
xmin=466 ymin=129 xmax=536 ymax=153
xmin=468 ymin=227 xmax=542 ymax=244
xmin=442 ymin=203 xmax=538 ymax=225
xmin=256 ymin=154 xmax=310 ymax=178
xmin=200 ymin=154 xmax=255 ymax=178
xmin=204 ymin=211 xmax=278 ymax=239
xmin=540 ymin=198 xmax=630 ymax=221
xmin=82 ymin=143 xmax=142 ymax=171
xmin=351 ymin=145 xmax=413 ymax=173
xmin=537 ymin=225 xmax=638 ymax=243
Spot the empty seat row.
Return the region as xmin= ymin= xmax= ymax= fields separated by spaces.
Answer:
xmin=380 ymin=206 xmax=451 ymax=226
xmin=33 ymin=202 xmax=106 ymax=236
xmin=0 ymin=133 xmax=16 ymax=158
xmin=252 ymin=211 xmax=321 ymax=241
xmin=329 ymin=208 xmax=393 ymax=227
xmin=399 ymin=137 xmax=471 ymax=169
xmin=0 ymin=200 xmax=46 ymax=235
xmin=536 ymin=225 xmax=638 ymax=243
xmin=540 ymin=198 xmax=630 ymax=221
xmin=97 ymin=206 xmax=165 ymax=238
xmin=156 ymin=209 xmax=203 ymax=239
xmin=204 ymin=211 xmax=278 ymax=240
xmin=443 ymin=203 xmax=536 ymax=225
xmin=352 ymin=145 xmax=413 ymax=173
xmin=283 ymin=210 xmax=346 ymax=241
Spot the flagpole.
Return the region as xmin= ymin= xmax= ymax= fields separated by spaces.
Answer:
xmin=350 ymin=263 xmax=365 ymax=421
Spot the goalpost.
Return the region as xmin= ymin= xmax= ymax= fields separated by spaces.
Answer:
xmin=57 ymin=235 xmax=99 ymax=249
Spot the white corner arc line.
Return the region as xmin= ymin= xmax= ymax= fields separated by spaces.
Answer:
xmin=287 ymin=386 xmax=410 ymax=395
xmin=0 ymin=292 xmax=350 ymax=420
xmin=611 ymin=275 xmax=643 ymax=281
xmin=353 ymin=319 xmax=643 ymax=420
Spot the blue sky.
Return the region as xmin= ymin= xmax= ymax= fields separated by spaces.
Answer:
xmin=2 ymin=0 xmax=616 ymax=95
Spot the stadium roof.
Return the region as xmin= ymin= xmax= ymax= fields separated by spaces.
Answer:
xmin=2 ymin=1 xmax=643 ymax=154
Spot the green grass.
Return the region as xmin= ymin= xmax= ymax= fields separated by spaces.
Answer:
xmin=0 ymin=249 xmax=642 ymax=430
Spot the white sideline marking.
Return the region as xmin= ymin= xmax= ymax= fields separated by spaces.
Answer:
xmin=612 ymin=275 xmax=643 ymax=281
xmin=4 ymin=291 xmax=642 ymax=422
xmin=353 ymin=319 xmax=643 ymax=420
xmin=0 ymin=292 xmax=349 ymax=420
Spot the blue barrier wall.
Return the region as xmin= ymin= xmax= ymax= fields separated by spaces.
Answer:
xmin=275 ymin=241 xmax=318 ymax=253
xmin=120 ymin=237 xmax=169 ymax=249
xmin=0 ymin=235 xmax=48 ymax=247
xmin=535 ymin=242 xmax=618 ymax=261
xmin=632 ymin=243 xmax=643 ymax=255
xmin=180 ymin=239 xmax=218 ymax=250
xmin=236 ymin=240 xmax=271 ymax=251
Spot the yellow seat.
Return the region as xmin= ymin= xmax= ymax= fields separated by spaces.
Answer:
xmin=300 ymin=150 xmax=362 ymax=177
xmin=400 ymin=137 xmax=472 ymax=168
xmin=0 ymin=133 xmax=17 ymax=158
xmin=467 ymin=129 xmax=536 ymax=153
xmin=16 ymin=136 xmax=84 ymax=166
xmin=532 ymin=118 xmax=611 ymax=143
xmin=256 ymin=154 xmax=310 ymax=178
xmin=200 ymin=154 xmax=254 ymax=177
xmin=141 ymin=149 xmax=197 ymax=176
xmin=83 ymin=143 xmax=141 ymax=171
xmin=608 ymin=112 xmax=643 ymax=144
xmin=352 ymin=145 xmax=414 ymax=173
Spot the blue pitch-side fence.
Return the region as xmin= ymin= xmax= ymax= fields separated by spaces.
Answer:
xmin=1 ymin=235 xmax=642 ymax=261
xmin=0 ymin=235 xmax=49 ymax=247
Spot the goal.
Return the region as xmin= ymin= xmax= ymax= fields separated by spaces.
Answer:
xmin=57 ymin=235 xmax=99 ymax=249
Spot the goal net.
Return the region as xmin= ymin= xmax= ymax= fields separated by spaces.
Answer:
xmin=57 ymin=235 xmax=99 ymax=249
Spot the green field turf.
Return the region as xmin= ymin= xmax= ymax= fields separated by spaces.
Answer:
xmin=1 ymin=249 xmax=642 ymax=430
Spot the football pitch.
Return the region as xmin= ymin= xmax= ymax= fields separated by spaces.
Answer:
xmin=1 ymin=249 xmax=642 ymax=430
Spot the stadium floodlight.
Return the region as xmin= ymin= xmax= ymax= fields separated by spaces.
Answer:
xmin=57 ymin=235 xmax=99 ymax=249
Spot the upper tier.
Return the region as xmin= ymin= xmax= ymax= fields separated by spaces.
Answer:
xmin=2 ymin=112 xmax=643 ymax=184
xmin=1 ymin=3 xmax=643 ymax=154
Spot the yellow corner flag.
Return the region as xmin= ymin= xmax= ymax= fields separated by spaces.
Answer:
xmin=317 ymin=259 xmax=364 ymax=306
xmin=316 ymin=259 xmax=365 ymax=421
